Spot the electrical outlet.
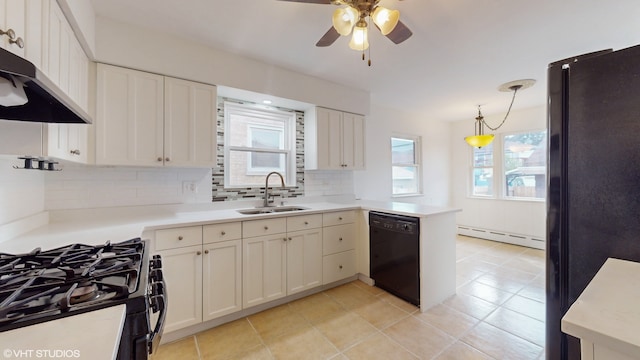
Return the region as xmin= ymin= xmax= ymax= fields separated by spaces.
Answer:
xmin=182 ymin=181 xmax=198 ymax=194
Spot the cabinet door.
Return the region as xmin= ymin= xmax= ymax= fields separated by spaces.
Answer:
xmin=157 ymin=245 xmax=203 ymax=333
xmin=96 ymin=64 xmax=164 ymax=166
xmin=287 ymin=228 xmax=323 ymax=295
xmin=315 ymin=107 xmax=343 ymax=170
xmin=243 ymin=234 xmax=287 ymax=308
xmin=24 ymin=0 xmax=47 ymax=70
xmin=164 ymin=78 xmax=217 ymax=167
xmin=46 ymin=123 xmax=87 ymax=163
xmin=0 ymin=0 xmax=26 ymax=57
xmin=342 ymin=112 xmax=365 ymax=170
xmin=203 ymin=239 xmax=242 ymax=321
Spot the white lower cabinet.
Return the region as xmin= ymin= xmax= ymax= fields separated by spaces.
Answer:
xmin=202 ymin=239 xmax=242 ymax=321
xmin=322 ymin=211 xmax=357 ymax=284
xmin=286 ymin=227 xmax=323 ymax=295
xmin=243 ymin=232 xmax=287 ymax=308
xmin=157 ymin=245 xmax=203 ymax=333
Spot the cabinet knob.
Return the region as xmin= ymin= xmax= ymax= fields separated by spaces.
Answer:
xmin=221 ymin=231 xmax=226 ymax=236
xmin=9 ymin=37 xmax=24 ymax=48
xmin=339 ymin=265 xmax=343 ymax=269
xmin=338 ymin=217 xmax=343 ymax=221
xmin=204 ymin=250 xmax=209 ymax=254
xmin=339 ymin=237 xmax=343 ymax=241
xmin=283 ymin=237 xmax=287 ymax=242
xmin=70 ymin=149 xmax=81 ymax=155
xmin=178 ymin=236 xmax=183 ymax=240
xmin=304 ymin=221 xmax=309 ymax=225
xmin=288 ymin=237 xmax=292 ymax=241
xmin=157 ymin=157 xmax=163 ymax=162
xmin=165 ymin=157 xmax=170 ymax=162
xmin=0 ymin=28 xmax=16 ymax=40
xmin=196 ymin=251 xmax=202 ymax=255
xmin=264 ymin=226 xmax=269 ymax=230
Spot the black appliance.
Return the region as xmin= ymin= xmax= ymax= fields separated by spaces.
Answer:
xmin=0 ymin=238 xmax=167 ymax=359
xmin=0 ymin=47 xmax=91 ymax=123
xmin=547 ymin=44 xmax=640 ymax=360
xmin=369 ymin=211 xmax=420 ymax=305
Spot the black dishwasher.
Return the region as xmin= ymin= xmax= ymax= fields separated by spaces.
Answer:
xmin=369 ymin=211 xmax=420 ymax=306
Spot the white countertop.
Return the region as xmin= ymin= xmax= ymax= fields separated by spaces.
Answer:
xmin=0 ymin=304 xmax=126 ymax=360
xmin=561 ymin=258 xmax=640 ymax=358
xmin=0 ymin=200 xmax=460 ymax=254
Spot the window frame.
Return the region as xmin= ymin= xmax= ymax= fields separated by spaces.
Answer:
xmin=223 ymin=102 xmax=296 ymax=188
xmin=469 ymin=142 xmax=496 ymax=198
xmin=502 ymin=130 xmax=547 ymax=201
xmin=390 ymin=134 xmax=422 ymax=197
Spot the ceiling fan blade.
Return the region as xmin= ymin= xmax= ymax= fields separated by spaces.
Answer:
xmin=386 ymin=20 xmax=413 ymax=44
xmin=277 ymin=0 xmax=332 ymax=3
xmin=316 ymin=27 xmax=340 ymax=47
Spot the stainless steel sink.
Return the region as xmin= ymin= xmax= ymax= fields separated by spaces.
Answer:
xmin=236 ymin=206 xmax=308 ymax=215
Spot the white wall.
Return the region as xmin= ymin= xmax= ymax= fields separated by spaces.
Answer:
xmin=354 ymin=104 xmax=452 ymax=206
xmin=0 ymin=157 xmax=45 ymax=224
xmin=451 ymin=105 xmax=547 ymax=240
xmin=94 ymin=17 xmax=370 ymax=116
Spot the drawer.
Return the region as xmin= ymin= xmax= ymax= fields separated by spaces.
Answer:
xmin=203 ymin=222 xmax=242 ymax=244
xmin=243 ymin=217 xmax=287 ymax=238
xmin=323 ymin=210 xmax=356 ymax=227
xmin=155 ymin=226 xmax=202 ymax=250
xmin=323 ymin=223 xmax=355 ymax=255
xmin=287 ymin=214 xmax=323 ymax=232
xmin=323 ymin=250 xmax=356 ymax=285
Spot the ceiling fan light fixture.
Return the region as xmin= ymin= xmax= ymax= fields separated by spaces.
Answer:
xmin=372 ymin=6 xmax=400 ymax=35
xmin=332 ymin=6 xmax=358 ymax=36
xmin=349 ymin=22 xmax=369 ymax=50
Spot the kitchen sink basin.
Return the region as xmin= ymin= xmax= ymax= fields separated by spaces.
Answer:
xmin=236 ymin=206 xmax=308 ymax=215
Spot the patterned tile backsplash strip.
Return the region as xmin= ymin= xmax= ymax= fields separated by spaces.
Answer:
xmin=212 ymin=97 xmax=305 ymax=202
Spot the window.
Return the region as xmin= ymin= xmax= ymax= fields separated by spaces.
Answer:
xmin=391 ymin=135 xmax=421 ymax=196
xmin=503 ymin=130 xmax=547 ymax=199
xmin=471 ymin=143 xmax=494 ymax=197
xmin=224 ymin=102 xmax=296 ymax=188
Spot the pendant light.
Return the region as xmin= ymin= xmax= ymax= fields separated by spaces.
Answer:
xmin=464 ymin=79 xmax=536 ymax=148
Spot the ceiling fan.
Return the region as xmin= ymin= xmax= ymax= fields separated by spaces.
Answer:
xmin=278 ymin=0 xmax=412 ymax=63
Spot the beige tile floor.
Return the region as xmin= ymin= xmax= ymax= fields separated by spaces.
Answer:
xmin=152 ymin=235 xmax=546 ymax=360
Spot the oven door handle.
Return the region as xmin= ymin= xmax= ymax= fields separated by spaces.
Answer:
xmin=148 ymin=280 xmax=167 ymax=354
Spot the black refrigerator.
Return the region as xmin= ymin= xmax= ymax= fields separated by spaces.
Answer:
xmin=546 ymin=44 xmax=640 ymax=359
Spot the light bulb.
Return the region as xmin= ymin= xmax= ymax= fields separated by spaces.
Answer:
xmin=349 ymin=25 xmax=369 ymax=50
xmin=372 ymin=7 xmax=400 ymax=35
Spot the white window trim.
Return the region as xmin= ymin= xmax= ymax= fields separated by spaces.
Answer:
xmin=391 ymin=134 xmax=423 ymax=197
xmin=467 ymin=130 xmax=546 ymax=202
xmin=223 ymin=102 xmax=296 ymax=188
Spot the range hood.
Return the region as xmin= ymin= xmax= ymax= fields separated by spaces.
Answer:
xmin=0 ymin=47 xmax=91 ymax=124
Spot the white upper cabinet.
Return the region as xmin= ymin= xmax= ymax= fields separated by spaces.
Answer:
xmin=0 ymin=0 xmax=26 ymax=57
xmin=305 ymin=106 xmax=365 ymax=170
xmin=96 ymin=64 xmax=217 ymax=168
xmin=164 ymin=77 xmax=217 ymax=167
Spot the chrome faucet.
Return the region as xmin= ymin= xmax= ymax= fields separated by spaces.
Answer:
xmin=263 ymin=171 xmax=285 ymax=207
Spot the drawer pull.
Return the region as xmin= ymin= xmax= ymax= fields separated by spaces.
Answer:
xmin=338 ymin=217 xmax=343 ymax=221
xmin=196 ymin=251 xmax=202 ymax=255
xmin=178 ymin=236 xmax=184 ymax=240
xmin=70 ymin=149 xmax=81 ymax=155
xmin=221 ymin=231 xmax=226 ymax=236
xmin=304 ymin=221 xmax=309 ymax=225
xmin=204 ymin=250 xmax=209 ymax=254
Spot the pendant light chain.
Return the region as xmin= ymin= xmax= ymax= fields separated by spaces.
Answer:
xmin=482 ymin=87 xmax=519 ymax=131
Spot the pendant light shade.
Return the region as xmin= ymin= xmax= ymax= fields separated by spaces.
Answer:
xmin=372 ymin=6 xmax=400 ymax=35
xmin=465 ymin=134 xmax=494 ymax=148
xmin=349 ymin=21 xmax=369 ymax=50
xmin=332 ymin=7 xmax=358 ymax=36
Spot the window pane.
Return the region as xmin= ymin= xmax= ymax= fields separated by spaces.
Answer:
xmin=473 ymin=143 xmax=493 ymax=166
xmin=228 ymin=114 xmax=285 ymax=148
xmin=228 ymin=150 xmax=287 ymax=186
xmin=504 ymin=131 xmax=547 ymax=199
xmin=391 ymin=137 xmax=415 ymax=164
xmin=392 ymin=166 xmax=418 ymax=194
xmin=472 ymin=168 xmax=493 ymax=196
xmin=251 ymin=128 xmax=282 ymax=149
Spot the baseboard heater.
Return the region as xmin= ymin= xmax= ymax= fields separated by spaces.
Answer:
xmin=457 ymin=225 xmax=545 ymax=250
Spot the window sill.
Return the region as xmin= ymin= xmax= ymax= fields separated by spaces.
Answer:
xmin=392 ymin=193 xmax=424 ymax=198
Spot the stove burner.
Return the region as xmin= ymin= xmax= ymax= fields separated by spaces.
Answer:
xmin=69 ymin=284 xmax=98 ymax=304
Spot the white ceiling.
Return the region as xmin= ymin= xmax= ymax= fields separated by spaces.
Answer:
xmin=90 ymin=0 xmax=640 ymax=121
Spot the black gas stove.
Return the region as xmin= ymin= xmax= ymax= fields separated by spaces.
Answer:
xmin=0 ymin=238 xmax=166 ymax=359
